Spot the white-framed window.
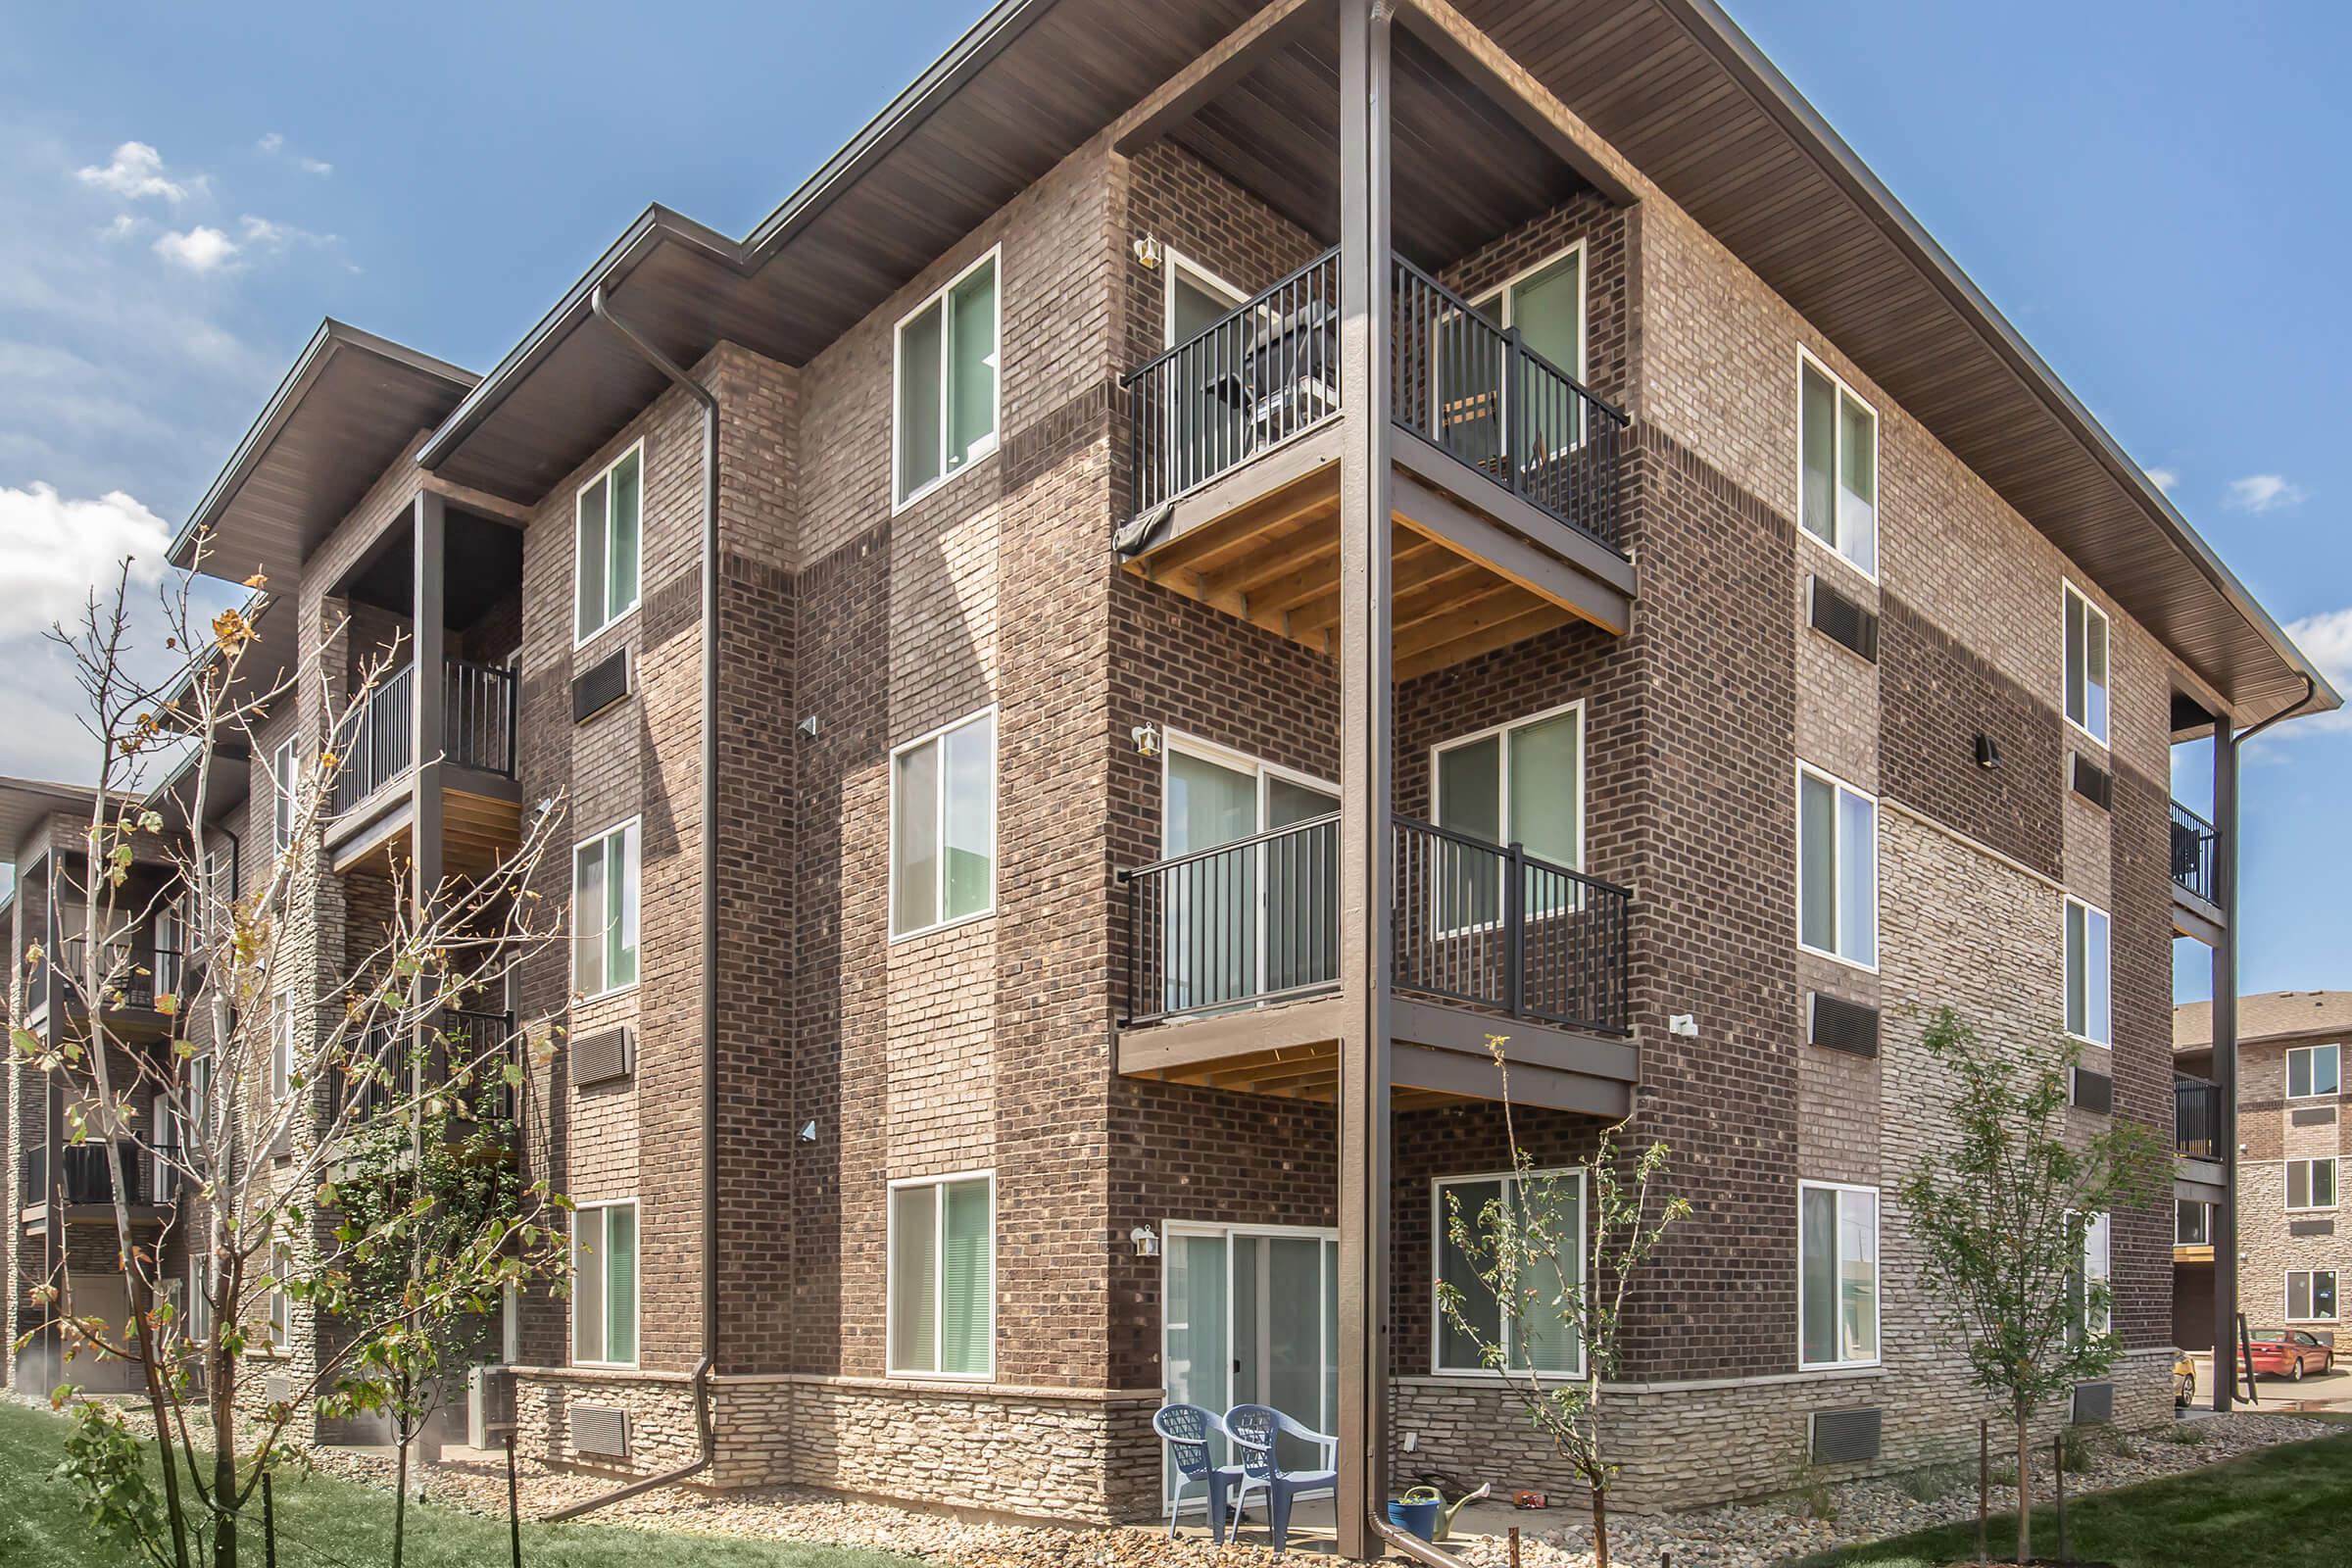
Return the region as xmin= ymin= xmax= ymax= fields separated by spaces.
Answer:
xmin=887 ymin=1171 xmax=995 ymax=1379
xmin=268 ymin=1241 xmax=292 ymax=1352
xmin=889 ymin=709 xmax=997 ymax=940
xmin=2287 ymin=1044 xmax=2341 ymax=1101
xmin=1432 ymin=702 xmax=1586 ymax=930
xmin=270 ymin=995 xmax=294 ymax=1103
xmin=187 ymin=1256 xmax=215 ymax=1343
xmin=154 ymin=899 xmax=182 ymax=998
xmin=2063 ymin=581 xmax=2111 ymax=747
xmin=893 ymin=249 xmax=1001 ymax=511
xmin=571 ymin=818 xmax=641 ymax=999
xmin=2286 ymin=1157 xmax=2339 ymax=1212
xmin=1472 ymin=242 xmax=1590 ymax=455
xmin=2068 ymin=1209 xmax=2112 ymax=1340
xmin=1158 ymin=731 xmax=1338 ymax=1011
xmin=1798 ymin=1181 xmax=1879 ymax=1369
xmin=2064 ymin=897 xmax=2112 ymax=1047
xmin=1432 ymin=1168 xmax=1586 ymax=1378
xmin=574 ymin=442 xmax=643 ymax=646
xmin=2286 ymin=1269 xmax=2339 ymax=1323
xmin=271 ymin=738 xmax=300 ymax=852
xmin=570 ymin=1200 xmax=639 ymax=1367
xmin=2175 ymin=1199 xmax=2210 ymax=1247
xmin=1797 ymin=350 xmax=1878 ymax=577
xmin=1796 ymin=763 xmax=1877 ymax=970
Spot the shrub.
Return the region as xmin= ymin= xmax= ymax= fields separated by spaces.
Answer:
xmin=1893 ymin=1462 xmax=1974 ymax=1504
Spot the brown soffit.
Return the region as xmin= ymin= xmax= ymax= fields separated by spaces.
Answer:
xmin=170 ymin=319 xmax=477 ymax=587
xmin=417 ymin=0 xmax=2330 ymax=723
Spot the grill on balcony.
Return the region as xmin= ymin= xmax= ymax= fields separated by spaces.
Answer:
xmin=331 ymin=659 xmax=517 ymax=814
xmin=2171 ymin=802 xmax=2218 ymax=905
xmin=1119 ymin=248 xmax=1629 ymax=555
xmin=1119 ymin=813 xmax=1629 ymax=1039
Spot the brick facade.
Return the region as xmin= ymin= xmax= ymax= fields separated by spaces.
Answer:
xmin=9 ymin=0 xmax=2257 ymax=1528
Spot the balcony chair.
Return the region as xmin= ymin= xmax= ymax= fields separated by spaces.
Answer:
xmin=1225 ymin=1402 xmax=1339 ymax=1554
xmin=1152 ymin=1402 xmax=1243 ymax=1544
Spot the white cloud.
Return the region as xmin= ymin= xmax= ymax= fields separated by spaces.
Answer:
xmin=2226 ymin=473 xmax=2308 ymax=514
xmin=2144 ymin=466 xmax=2179 ymax=494
xmin=75 ymin=141 xmax=199 ymax=203
xmin=2278 ymin=607 xmax=2352 ymax=734
xmin=257 ymin=131 xmax=330 ymax=176
xmin=0 ymin=482 xmax=172 ymax=641
xmin=152 ymin=224 xmax=237 ymax=271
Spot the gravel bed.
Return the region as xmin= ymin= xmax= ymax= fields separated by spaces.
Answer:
xmin=300 ymin=1411 xmax=2342 ymax=1568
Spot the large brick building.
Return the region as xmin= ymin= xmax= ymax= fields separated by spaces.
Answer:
xmin=6 ymin=0 xmax=2333 ymax=1542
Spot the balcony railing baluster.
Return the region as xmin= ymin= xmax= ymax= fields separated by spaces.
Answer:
xmin=2170 ymin=801 xmax=2219 ymax=905
xmin=331 ymin=659 xmax=517 ymax=816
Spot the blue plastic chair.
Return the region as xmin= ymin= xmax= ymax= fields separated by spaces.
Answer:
xmin=1153 ymin=1403 xmax=1243 ymax=1543
xmin=1225 ymin=1403 xmax=1339 ymax=1554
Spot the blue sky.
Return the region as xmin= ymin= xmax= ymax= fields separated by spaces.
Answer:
xmin=1 ymin=1 xmax=2344 ymax=997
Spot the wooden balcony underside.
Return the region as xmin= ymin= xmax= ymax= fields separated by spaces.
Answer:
xmin=1117 ymin=993 xmax=1638 ymax=1118
xmin=327 ymin=770 xmax=521 ymax=880
xmin=1121 ymin=422 xmax=1636 ymax=679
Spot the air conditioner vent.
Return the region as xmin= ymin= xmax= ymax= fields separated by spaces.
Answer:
xmin=2072 ymin=1067 xmax=2114 ymax=1114
xmin=571 ymin=1403 xmax=630 ymax=1459
xmin=1807 ymin=576 xmax=1879 ymax=662
xmin=2070 ymin=753 xmax=2113 ymax=811
xmin=2071 ymin=1383 xmax=2114 ymax=1425
xmin=1808 ymin=993 xmax=1881 ymax=1057
xmin=1810 ymin=1407 xmax=1882 ymax=1463
xmin=572 ymin=649 xmax=631 ymax=724
xmin=572 ymin=1026 xmax=634 ymax=1088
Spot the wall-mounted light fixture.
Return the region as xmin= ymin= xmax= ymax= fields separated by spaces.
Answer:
xmin=1130 ymin=1223 xmax=1160 ymax=1257
xmin=1132 ymin=722 xmax=1161 ymax=758
xmin=1133 ymin=235 xmax=1162 ymax=270
xmin=799 ymin=1120 xmax=818 ymax=1144
xmin=1974 ymin=733 xmax=2002 ymax=770
xmin=799 ymin=714 xmax=821 ymax=739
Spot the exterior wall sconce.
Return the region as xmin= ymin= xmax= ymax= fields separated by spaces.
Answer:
xmin=1131 ymin=1224 xmax=1160 ymax=1256
xmin=799 ymin=714 xmax=820 ymax=739
xmin=1132 ymin=723 xmax=1161 ymax=758
xmin=1974 ymin=733 xmax=2001 ymax=770
xmin=1133 ymin=235 xmax=1161 ymax=270
xmin=799 ymin=1120 xmax=818 ymax=1143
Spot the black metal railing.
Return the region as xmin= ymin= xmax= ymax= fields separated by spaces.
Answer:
xmin=1392 ymin=258 xmax=1628 ymax=552
xmin=333 ymin=662 xmax=416 ymax=813
xmin=1392 ymin=816 xmax=1631 ymax=1036
xmin=2171 ymin=801 xmax=2218 ymax=905
xmin=1125 ymin=249 xmax=1343 ymax=520
xmin=350 ymin=1009 xmax=519 ymax=1125
xmin=2176 ymin=1078 xmax=2223 ymax=1158
xmin=331 ymin=659 xmax=517 ymax=814
xmin=1118 ymin=814 xmax=1631 ymax=1039
xmin=1120 ymin=814 xmax=1341 ymax=1027
xmin=20 ymin=1142 xmax=178 ymax=1207
xmin=56 ymin=939 xmax=159 ymax=1012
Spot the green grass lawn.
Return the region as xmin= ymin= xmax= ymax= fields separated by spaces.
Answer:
xmin=1788 ymin=1431 xmax=2352 ymax=1568
xmin=0 ymin=1399 xmax=922 ymax=1568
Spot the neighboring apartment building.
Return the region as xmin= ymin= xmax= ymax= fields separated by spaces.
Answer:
xmin=6 ymin=0 xmax=2335 ymax=1542
xmin=2175 ymin=993 xmax=2351 ymax=1355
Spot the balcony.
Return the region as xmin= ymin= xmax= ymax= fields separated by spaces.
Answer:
xmin=2170 ymin=801 xmax=2223 ymax=943
xmin=2174 ymin=1077 xmax=2228 ymax=1204
xmin=1116 ymin=814 xmax=1636 ymax=1116
xmin=325 ymin=658 xmax=521 ymax=878
xmin=350 ymin=1008 xmax=521 ymax=1147
xmin=18 ymin=1144 xmax=179 ymax=1228
xmin=1117 ymin=252 xmax=1637 ymax=677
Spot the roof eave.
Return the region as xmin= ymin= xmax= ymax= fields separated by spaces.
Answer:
xmin=1667 ymin=0 xmax=2339 ymax=720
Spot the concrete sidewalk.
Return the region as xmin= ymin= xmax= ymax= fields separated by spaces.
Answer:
xmin=2183 ymin=1351 xmax=2352 ymax=1413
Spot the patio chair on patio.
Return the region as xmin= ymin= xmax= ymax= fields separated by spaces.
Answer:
xmin=1153 ymin=1403 xmax=1243 ymax=1543
xmin=1225 ymin=1403 xmax=1339 ymax=1555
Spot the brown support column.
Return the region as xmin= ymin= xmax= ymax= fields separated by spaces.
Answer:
xmin=411 ymin=493 xmax=448 ymax=1097
xmin=2209 ymin=720 xmax=2238 ymax=1411
xmin=1335 ymin=1 xmax=1395 ymax=1557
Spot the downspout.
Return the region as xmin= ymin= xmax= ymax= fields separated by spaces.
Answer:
xmin=545 ymin=285 xmax=722 ymax=1518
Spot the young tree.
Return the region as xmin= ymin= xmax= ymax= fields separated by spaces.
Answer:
xmin=1435 ymin=1038 xmax=1690 ymax=1568
xmin=9 ymin=542 xmax=568 ymax=1568
xmin=1900 ymin=1005 xmax=2170 ymax=1566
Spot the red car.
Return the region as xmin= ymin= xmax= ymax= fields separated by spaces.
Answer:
xmin=2246 ymin=1329 xmax=2335 ymax=1381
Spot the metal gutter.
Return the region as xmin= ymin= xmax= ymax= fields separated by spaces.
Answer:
xmin=416 ymin=206 xmax=743 ymax=472
xmin=1661 ymin=0 xmax=2339 ymax=717
xmin=536 ymin=285 xmax=725 ymax=1518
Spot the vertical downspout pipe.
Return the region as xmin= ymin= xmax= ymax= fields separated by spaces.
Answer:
xmin=544 ymin=284 xmax=721 ymax=1516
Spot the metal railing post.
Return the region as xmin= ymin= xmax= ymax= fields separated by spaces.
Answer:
xmin=1504 ymin=841 xmax=1526 ymax=1018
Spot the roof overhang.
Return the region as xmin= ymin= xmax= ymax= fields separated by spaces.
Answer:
xmin=172 ymin=320 xmax=477 ymax=587
xmin=0 ymin=777 xmax=99 ymax=868
xmin=418 ymin=0 xmax=2332 ymax=723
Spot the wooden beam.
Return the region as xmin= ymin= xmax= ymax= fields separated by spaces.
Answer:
xmin=1393 ymin=603 xmax=1573 ymax=680
xmin=1392 ymin=440 xmax=1635 ymax=633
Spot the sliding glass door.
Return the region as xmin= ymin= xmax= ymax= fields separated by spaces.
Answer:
xmin=1162 ymin=741 xmax=1338 ymax=1016
xmin=1163 ymin=1224 xmax=1340 ymax=1509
